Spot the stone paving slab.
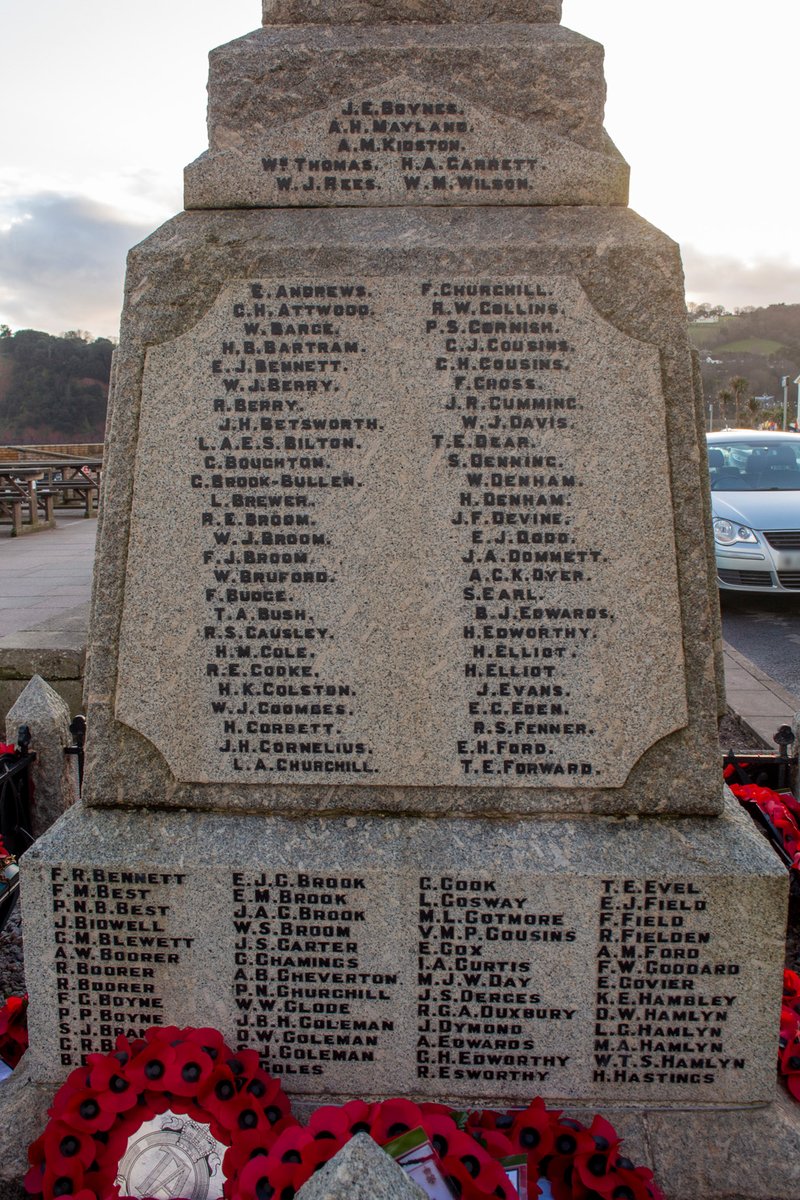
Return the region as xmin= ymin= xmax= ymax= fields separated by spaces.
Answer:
xmin=0 ymin=517 xmax=97 ymax=639
xmin=723 ymin=640 xmax=800 ymax=750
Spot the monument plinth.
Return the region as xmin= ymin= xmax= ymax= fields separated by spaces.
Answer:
xmin=8 ymin=3 xmax=798 ymax=1198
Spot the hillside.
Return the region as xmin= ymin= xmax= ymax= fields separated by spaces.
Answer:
xmin=690 ymin=304 xmax=800 ymax=425
xmin=0 ymin=327 xmax=113 ymax=444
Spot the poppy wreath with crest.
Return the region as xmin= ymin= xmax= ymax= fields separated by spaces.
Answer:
xmin=224 ymin=1095 xmax=665 ymax=1200
xmin=24 ymin=1024 xmax=293 ymax=1200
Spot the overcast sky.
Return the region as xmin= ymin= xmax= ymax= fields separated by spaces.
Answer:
xmin=0 ymin=0 xmax=797 ymax=337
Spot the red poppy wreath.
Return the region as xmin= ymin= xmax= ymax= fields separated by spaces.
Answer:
xmin=25 ymin=1028 xmax=665 ymax=1200
xmin=24 ymin=1024 xmax=293 ymax=1200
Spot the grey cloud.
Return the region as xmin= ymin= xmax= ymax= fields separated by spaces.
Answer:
xmin=0 ymin=193 xmax=155 ymax=337
xmin=682 ymin=246 xmax=800 ymax=311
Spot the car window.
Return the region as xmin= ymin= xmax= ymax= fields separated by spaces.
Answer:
xmin=707 ymin=441 xmax=800 ymax=490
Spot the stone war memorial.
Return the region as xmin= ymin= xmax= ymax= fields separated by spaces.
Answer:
xmin=6 ymin=1 xmax=800 ymax=1197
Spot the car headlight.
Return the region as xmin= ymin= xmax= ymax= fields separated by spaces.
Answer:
xmin=713 ymin=518 xmax=758 ymax=546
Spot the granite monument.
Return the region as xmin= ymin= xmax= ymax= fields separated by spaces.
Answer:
xmin=8 ymin=3 xmax=798 ymax=1198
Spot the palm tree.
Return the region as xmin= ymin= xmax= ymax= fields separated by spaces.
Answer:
xmin=745 ymin=395 xmax=761 ymax=427
xmin=729 ymin=376 xmax=749 ymax=426
xmin=717 ymin=388 xmax=734 ymax=427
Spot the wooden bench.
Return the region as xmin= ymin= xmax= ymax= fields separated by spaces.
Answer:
xmin=0 ymin=487 xmax=55 ymax=536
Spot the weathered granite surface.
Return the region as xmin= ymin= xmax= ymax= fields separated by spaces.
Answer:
xmin=0 ymin=1064 xmax=52 ymax=1200
xmin=186 ymin=73 xmax=629 ymax=210
xmin=190 ymin=23 xmax=614 ymax=213
xmin=264 ymin=0 xmax=563 ymax=23
xmin=295 ymin=1134 xmax=427 ymax=1200
xmin=6 ymin=676 xmax=79 ymax=838
xmin=21 ymin=791 xmax=786 ymax=1107
xmin=83 ymin=205 xmax=722 ymax=816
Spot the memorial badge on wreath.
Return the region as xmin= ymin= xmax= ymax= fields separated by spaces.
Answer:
xmin=24 ymin=1025 xmax=293 ymax=1200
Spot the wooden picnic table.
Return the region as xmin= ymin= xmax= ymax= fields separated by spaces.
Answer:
xmin=0 ymin=458 xmax=102 ymax=536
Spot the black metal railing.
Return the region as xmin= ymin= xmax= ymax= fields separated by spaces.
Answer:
xmin=64 ymin=714 xmax=86 ymax=793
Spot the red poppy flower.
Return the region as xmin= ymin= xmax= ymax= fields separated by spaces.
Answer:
xmin=216 ymin=1089 xmax=273 ymax=1137
xmin=780 ymin=1039 xmax=800 ymax=1100
xmin=441 ymin=1154 xmax=487 ymax=1200
xmin=420 ymin=1102 xmax=454 ymax=1118
xmin=126 ymin=1036 xmax=177 ymax=1092
xmin=224 ymin=1047 xmax=262 ymax=1087
xmin=506 ymin=1102 xmax=555 ymax=1162
xmin=341 ymin=1098 xmax=375 ymax=1134
xmin=308 ymin=1105 xmax=351 ymax=1141
xmin=162 ymin=1039 xmax=215 ymax=1096
xmin=244 ymin=1070 xmax=291 ymax=1126
xmin=270 ymin=1124 xmax=316 ymax=1159
xmin=184 ymin=1025 xmax=229 ymax=1063
xmin=83 ymin=1057 xmax=137 ymax=1115
xmin=548 ymin=1117 xmax=595 ymax=1160
xmin=223 ymin=1125 xmax=283 ymax=1178
xmin=293 ymin=1135 xmax=348 ymax=1190
xmin=198 ymin=1063 xmax=240 ymax=1119
xmin=422 ymin=1112 xmax=462 ymax=1160
xmin=0 ymin=994 xmax=28 ymax=1067
xmin=600 ymin=1162 xmax=653 ymax=1200
xmin=39 ymin=1159 xmax=85 ymax=1200
xmin=370 ymin=1098 xmax=425 ymax=1144
xmin=470 ymin=1126 xmax=514 ymax=1160
xmin=471 ymin=1158 xmax=520 ymax=1199
xmin=784 ymin=970 xmax=800 ymax=1006
xmin=237 ymin=1151 xmax=299 ymax=1200
xmin=41 ymin=1122 xmax=96 ymax=1175
xmin=60 ymin=1088 xmax=117 ymax=1135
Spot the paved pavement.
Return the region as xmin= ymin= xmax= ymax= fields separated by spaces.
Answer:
xmin=0 ymin=516 xmax=798 ymax=752
xmin=0 ymin=515 xmax=97 ymax=638
xmin=722 ymin=640 xmax=799 ymax=749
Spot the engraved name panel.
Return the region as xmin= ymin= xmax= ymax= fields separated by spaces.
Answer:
xmin=25 ymin=818 xmax=777 ymax=1107
xmin=185 ymin=79 xmax=628 ymax=209
xmin=115 ymin=274 xmax=686 ymax=788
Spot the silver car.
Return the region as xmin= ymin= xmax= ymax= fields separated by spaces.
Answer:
xmin=707 ymin=430 xmax=800 ymax=592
